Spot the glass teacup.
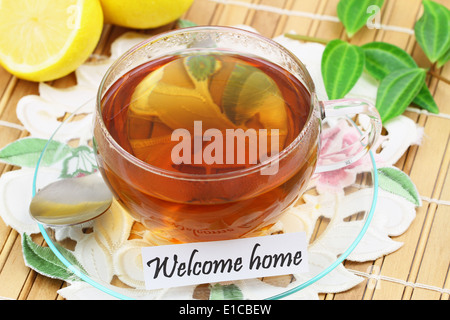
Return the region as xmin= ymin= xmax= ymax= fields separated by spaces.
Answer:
xmin=93 ymin=26 xmax=381 ymax=243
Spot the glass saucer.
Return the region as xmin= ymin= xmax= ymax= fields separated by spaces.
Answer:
xmin=32 ymin=106 xmax=378 ymax=300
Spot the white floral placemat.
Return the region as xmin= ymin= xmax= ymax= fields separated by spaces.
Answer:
xmin=0 ymin=26 xmax=423 ymax=300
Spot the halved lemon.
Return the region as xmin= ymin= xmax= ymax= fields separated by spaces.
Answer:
xmin=0 ymin=0 xmax=104 ymax=82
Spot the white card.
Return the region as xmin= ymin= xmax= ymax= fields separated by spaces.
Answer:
xmin=141 ymin=232 xmax=309 ymax=290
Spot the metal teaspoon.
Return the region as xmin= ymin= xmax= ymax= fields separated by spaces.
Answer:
xmin=29 ymin=173 xmax=113 ymax=226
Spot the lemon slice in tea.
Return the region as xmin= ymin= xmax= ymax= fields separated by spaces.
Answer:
xmin=129 ymin=55 xmax=237 ymax=132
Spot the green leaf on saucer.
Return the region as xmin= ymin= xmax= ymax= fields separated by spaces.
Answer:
xmin=376 ymin=68 xmax=426 ymax=122
xmin=210 ymin=283 xmax=244 ymax=300
xmin=0 ymin=137 xmax=71 ymax=168
xmin=337 ymin=0 xmax=385 ymax=38
xmin=22 ymin=233 xmax=86 ymax=282
xmin=377 ymin=167 xmax=421 ymax=206
xmin=321 ymin=39 xmax=365 ymax=100
xmin=414 ymin=0 xmax=450 ymax=64
xmin=61 ymin=145 xmax=97 ymax=178
xmin=362 ymin=41 xmax=439 ymax=114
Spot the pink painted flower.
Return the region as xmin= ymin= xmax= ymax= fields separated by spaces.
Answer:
xmin=315 ymin=120 xmax=376 ymax=194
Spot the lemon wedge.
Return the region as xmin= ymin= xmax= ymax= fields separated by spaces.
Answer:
xmin=0 ymin=0 xmax=103 ymax=82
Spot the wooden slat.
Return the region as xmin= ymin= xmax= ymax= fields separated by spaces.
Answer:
xmin=314 ymin=0 xmax=344 ymax=41
xmin=0 ymin=233 xmax=30 ymax=298
xmin=184 ymin=0 xmax=220 ymax=25
xmin=248 ymin=0 xmax=288 ymax=38
xmin=214 ymin=0 xmax=256 ymax=26
xmin=280 ymin=0 xmax=322 ymax=36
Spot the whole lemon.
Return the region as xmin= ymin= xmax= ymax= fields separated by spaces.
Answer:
xmin=100 ymin=0 xmax=195 ymax=29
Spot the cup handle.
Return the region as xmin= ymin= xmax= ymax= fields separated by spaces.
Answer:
xmin=314 ymin=98 xmax=382 ymax=174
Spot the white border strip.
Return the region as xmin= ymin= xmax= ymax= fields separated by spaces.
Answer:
xmin=211 ymin=0 xmax=340 ymax=22
xmin=378 ymin=24 xmax=414 ymax=35
xmin=350 ymin=269 xmax=450 ymax=295
xmin=0 ymin=120 xmax=25 ymax=131
xmin=420 ymin=197 xmax=450 ymax=206
xmin=209 ymin=0 xmax=415 ymax=35
xmin=350 ymin=184 xmax=449 ymax=207
xmin=406 ymin=107 xmax=450 ymax=120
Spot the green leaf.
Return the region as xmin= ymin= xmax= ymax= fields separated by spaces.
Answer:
xmin=22 ymin=233 xmax=85 ymax=282
xmin=437 ymin=46 xmax=450 ymax=68
xmin=376 ymin=68 xmax=426 ymax=122
xmin=210 ymin=283 xmax=244 ymax=300
xmin=337 ymin=0 xmax=385 ymax=38
xmin=411 ymin=84 xmax=439 ymax=114
xmin=321 ymin=39 xmax=365 ymax=100
xmin=185 ymin=55 xmax=217 ymax=82
xmin=362 ymin=42 xmax=439 ymax=114
xmin=0 ymin=138 xmax=71 ymax=168
xmin=362 ymin=42 xmax=417 ymax=79
xmin=177 ymin=19 xmax=198 ymax=28
xmin=414 ymin=0 xmax=450 ymax=63
xmin=377 ymin=167 xmax=421 ymax=206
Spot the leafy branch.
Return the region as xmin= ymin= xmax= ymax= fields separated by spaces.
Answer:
xmin=285 ymin=0 xmax=449 ymax=123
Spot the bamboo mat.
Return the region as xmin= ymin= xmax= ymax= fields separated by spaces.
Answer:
xmin=0 ymin=0 xmax=449 ymax=300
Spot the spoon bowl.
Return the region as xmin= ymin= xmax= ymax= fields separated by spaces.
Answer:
xmin=29 ymin=173 xmax=113 ymax=226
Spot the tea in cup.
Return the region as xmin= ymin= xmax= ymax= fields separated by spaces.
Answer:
xmin=93 ymin=26 xmax=381 ymax=243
